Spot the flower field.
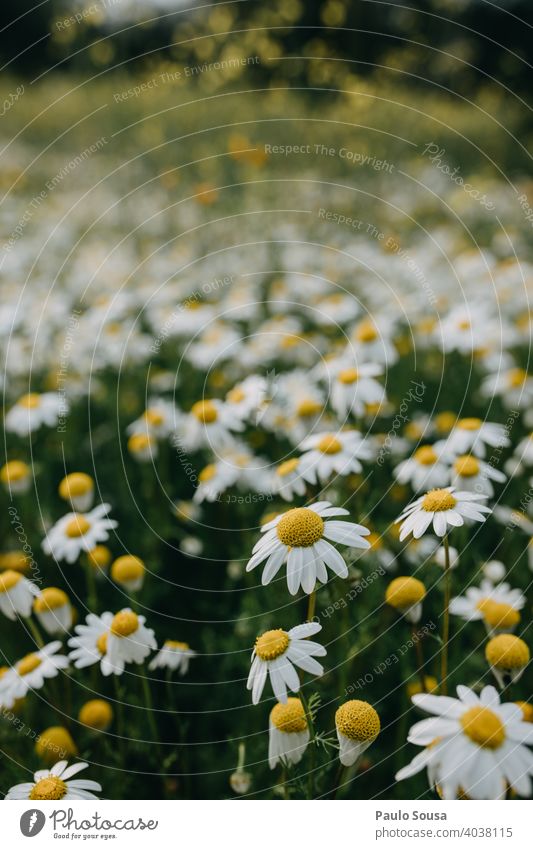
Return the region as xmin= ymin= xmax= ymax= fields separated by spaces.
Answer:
xmin=1 ymin=66 xmax=533 ymax=802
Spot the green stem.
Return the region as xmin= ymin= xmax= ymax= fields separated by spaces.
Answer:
xmin=298 ymin=688 xmax=316 ymax=799
xmin=140 ymin=665 xmax=161 ymax=751
xmin=113 ymin=676 xmax=127 ymax=761
xmin=440 ymin=536 xmax=451 ymax=696
xmin=306 ymin=590 xmax=316 ymax=622
xmin=412 ymin=625 xmax=427 ymax=693
xmin=330 ymin=763 xmax=346 ymax=799
xmin=85 ymin=564 xmax=98 ymax=612
xmin=23 ymin=615 xmax=44 ymax=648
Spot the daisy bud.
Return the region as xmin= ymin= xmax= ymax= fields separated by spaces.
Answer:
xmin=385 ymin=576 xmax=426 ymax=623
xmin=0 ymin=550 xmax=31 ymax=574
xmin=482 ymin=560 xmax=506 ymax=583
xmin=111 ymin=555 xmax=145 ymax=592
xmin=269 ymin=698 xmax=309 ymax=769
xmin=58 ymin=473 xmax=94 ymax=512
xmin=85 ymin=545 xmax=112 ymax=575
xmin=406 ymin=676 xmax=439 ymax=698
xmin=434 ymin=545 xmax=459 ymax=570
xmin=34 ymin=587 xmax=72 ymax=634
xmin=335 ymin=700 xmax=380 ymax=766
xmin=229 ymin=769 xmax=252 ymax=795
xmin=181 ymin=536 xmax=203 ymax=556
xmin=515 ymin=701 xmax=533 ymax=723
xmin=128 ymin=432 xmax=157 ymax=461
xmin=36 ymin=726 xmax=77 ymax=765
xmin=485 ymin=634 xmax=530 ymax=688
xmin=79 ymin=699 xmax=113 ymax=731
xmin=0 ymin=460 xmax=31 ymax=495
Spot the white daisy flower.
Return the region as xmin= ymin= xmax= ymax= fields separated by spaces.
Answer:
xmin=450 ymin=454 xmax=506 ymax=497
xmin=225 ymin=375 xmax=267 ymax=422
xmin=314 ymin=292 xmax=360 ymax=326
xmin=0 ymin=642 xmax=69 ymax=709
xmin=246 ymin=501 xmax=370 ymax=595
xmin=5 ymin=392 xmax=67 ymax=436
xmin=176 ymin=399 xmax=243 ymax=451
xmin=110 ymin=555 xmax=145 ymax=592
xmin=443 ymin=417 xmax=510 ymax=459
xmin=101 ymin=609 xmax=157 ymax=676
xmin=396 ymin=685 xmax=533 ymax=799
xmin=394 ymin=444 xmax=449 ymax=492
xmin=6 ymin=760 xmax=101 ymax=800
xmin=268 ymin=698 xmax=309 ymax=769
xmin=0 ymin=460 xmax=32 ymax=495
xmin=149 ymin=640 xmax=196 ymax=675
xmin=482 ymin=560 xmax=506 ymax=583
xmin=335 ymin=700 xmax=381 ymax=766
xmin=270 ymin=457 xmax=308 ymax=501
xmin=485 ymin=634 xmax=530 ymax=689
xmin=349 ymin=317 xmax=398 ymax=365
xmin=298 ymin=431 xmax=373 ymax=484
xmin=42 ymin=503 xmax=118 ymax=564
xmin=247 ymin=622 xmax=326 ymax=704
xmin=493 ymin=505 xmax=533 ymax=535
xmin=33 ymin=587 xmax=73 ymax=635
xmin=481 ymin=367 xmax=533 ymax=410
xmin=0 ymin=570 xmax=40 ymax=620
xmin=58 ymin=473 xmax=94 ymax=512
xmin=450 ymin=580 xmax=525 ymax=635
xmin=126 ymin=398 xmax=179 ymax=439
xmin=127 ymin=431 xmax=158 ymax=462
xmin=330 ymin=363 xmax=385 ymax=418
xmin=185 ymin=322 xmax=243 ymax=370
xmin=68 ymin=612 xmax=113 ymax=672
xmin=514 ymin=432 xmax=533 ymax=467
xmin=397 ymin=487 xmax=491 ymax=541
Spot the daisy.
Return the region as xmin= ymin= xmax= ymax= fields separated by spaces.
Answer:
xmin=443 ymin=417 xmax=510 ymax=459
xmin=42 ymin=503 xmax=118 ymax=564
xmin=449 ymin=454 xmax=506 ymax=497
xmin=514 ymin=432 xmax=533 ymax=468
xmin=314 ymin=292 xmax=360 ymax=326
xmin=335 ymin=700 xmax=381 ymax=767
xmin=33 ymin=587 xmax=73 ymax=635
xmin=270 ymin=457 xmax=308 ymax=501
xmin=68 ymin=612 xmax=113 ymax=672
xmin=247 ymin=622 xmax=326 ymax=704
xmin=78 ymin=699 xmax=113 ymax=731
xmin=5 ymin=392 xmax=67 ymax=436
xmin=396 ymin=685 xmax=533 ymax=799
xmin=0 ymin=460 xmax=31 ymax=495
xmin=349 ymin=316 xmax=398 ymax=365
xmin=0 ymin=642 xmax=69 ymax=709
xmin=36 ymin=726 xmax=77 ymax=765
xmin=450 ymin=580 xmax=525 ymax=634
xmin=101 ymin=609 xmax=157 ymax=676
xmin=394 ymin=445 xmax=449 ymax=492
xmin=482 ymin=560 xmax=506 ymax=583
xmin=110 ymin=555 xmax=145 ymax=592
xmin=481 ymin=367 xmax=533 ymax=410
xmin=330 ymin=363 xmax=385 ymax=418
xmin=127 ymin=431 xmax=157 ymax=462
xmin=176 ymin=399 xmax=243 ymax=451
xmin=268 ymin=698 xmax=309 ymax=769
xmin=225 ymin=375 xmax=267 ymax=422
xmin=246 ymin=501 xmax=371 ymax=595
xmin=0 ymin=570 xmax=39 ymax=620
xmin=485 ymin=634 xmax=530 ymax=688
xmin=126 ymin=398 xmax=179 ymax=440
xmin=6 ymin=760 xmax=101 ymax=800
xmin=298 ymin=431 xmax=373 ymax=484
xmin=149 ymin=640 xmax=196 ymax=675
xmin=58 ymin=473 xmax=94 ymax=512
xmin=185 ymin=322 xmax=242 ymax=370
xmin=385 ymin=576 xmax=426 ymax=623
xmin=397 ymin=487 xmax=491 ymax=541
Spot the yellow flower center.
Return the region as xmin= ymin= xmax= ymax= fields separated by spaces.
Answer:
xmin=1 ymin=461 xmax=30 ymax=483
xmin=485 ymin=634 xmax=530 ymax=669
xmin=36 ymin=726 xmax=77 ymax=762
xmin=79 ymin=699 xmax=113 ymax=730
xmin=277 ymin=458 xmax=299 ymax=477
xmin=65 ymin=514 xmax=91 ymax=538
xmin=59 ymin=473 xmax=93 ymax=499
xmin=296 ymin=398 xmax=322 ymax=417
xmin=457 ymin=319 xmax=471 ymax=331
xmin=165 ymin=640 xmax=190 ymax=650
xmin=476 ymin=599 xmax=520 ymax=630
xmin=0 ymin=569 xmax=22 ymax=593
xmin=18 ymin=653 xmax=42 ymax=676
xmin=413 ymin=446 xmax=438 ymax=466
xmin=277 ymin=508 xmax=324 ymax=547
xmin=385 ymin=576 xmax=426 ymax=609
xmin=355 ymin=320 xmax=378 ymax=343
xmin=515 ymin=701 xmax=533 ymax=723
xmin=434 ymin=412 xmax=456 ymax=434
xmin=111 ymin=556 xmax=144 ymax=582
xmin=191 ymin=400 xmax=218 ymax=423
xmin=335 ymin=700 xmax=380 ymax=742
xmin=128 ymin=433 xmax=152 ymax=452
xmin=422 ymin=489 xmax=457 ymax=512
xmin=338 ymin=368 xmax=359 ymax=384
xmin=199 ymin=464 xmax=217 ymax=482
xmin=144 ymin=408 xmax=165 ymax=426
xmin=317 ymin=435 xmax=342 ymax=454
xmin=255 ymin=629 xmax=289 ymax=661
xmin=19 ymin=393 xmax=41 ymax=409
xmin=367 ymin=532 xmax=382 ymax=551
xmin=460 ymin=706 xmax=505 ymax=749
xmin=34 ymin=587 xmax=68 ymax=612
xmin=226 ymin=387 xmax=245 ymax=403
xmin=270 ymin=697 xmax=307 ymax=733
xmin=30 ymin=775 xmax=67 ymax=800
xmin=96 ymin=632 xmax=108 ymax=655
xmin=508 ymin=368 xmax=528 ymax=388
xmin=110 ymin=610 xmax=139 ymax=638
xmin=86 ymin=545 xmax=111 ymax=569
xmin=457 ymin=417 xmax=482 ymax=431
xmin=454 ymin=455 xmax=480 ymax=477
